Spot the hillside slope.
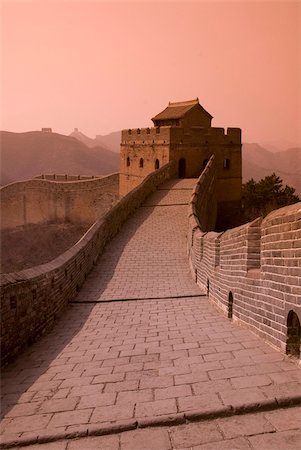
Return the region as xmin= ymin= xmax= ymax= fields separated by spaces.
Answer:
xmin=69 ymin=129 xmax=121 ymax=153
xmin=95 ymin=131 xmax=121 ymax=153
xmin=0 ymin=131 xmax=119 ymax=185
xmin=242 ymin=143 xmax=301 ymax=195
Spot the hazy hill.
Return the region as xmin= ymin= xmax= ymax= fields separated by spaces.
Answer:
xmin=2 ymin=130 xmax=300 ymax=196
xmin=95 ymin=131 xmax=121 ymax=153
xmin=69 ymin=129 xmax=96 ymax=148
xmin=0 ymin=131 xmax=119 ymax=186
xmin=70 ymin=129 xmax=121 ymax=153
xmin=242 ymin=143 xmax=301 ymax=195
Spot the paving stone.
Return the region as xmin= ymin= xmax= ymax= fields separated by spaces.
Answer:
xmin=248 ymin=429 xmax=301 ymax=450
xmin=178 ymin=393 xmax=223 ymax=412
xmin=47 ymin=409 xmax=92 ymax=428
xmin=174 ymin=371 xmax=209 ymax=385
xmin=5 ymin=402 xmax=40 ymax=417
xmin=68 ymin=384 xmax=104 ymax=397
xmin=260 ymin=381 xmax=301 ymax=401
xmin=191 ymin=379 xmax=232 ymax=396
xmin=60 ymin=377 xmax=93 ymax=389
xmin=154 ymin=384 xmax=192 ymax=400
xmin=192 ymin=436 xmax=251 ymax=450
xmin=219 ymin=387 xmax=267 ymax=407
xmin=77 ymin=393 xmax=116 ymax=409
xmin=116 ymin=389 xmax=153 ymax=404
xmin=268 ymin=370 xmax=301 ymax=384
xmin=2 ymin=414 xmax=52 ymax=434
xmin=18 ymin=442 xmax=68 ymax=450
xmin=170 ymin=421 xmax=222 ymax=447
xmin=104 ymin=380 xmax=139 ymax=393
xmin=39 ymin=398 xmax=79 ymax=414
xmin=67 ymin=435 xmax=119 ymax=449
xmin=90 ymin=404 xmax=134 ymax=423
xmin=203 ymin=352 xmax=234 ymax=362
xmin=217 ymin=412 xmax=275 ymax=438
xmin=230 ymin=374 xmax=272 ymax=389
xmin=139 ymin=375 xmax=174 ymax=390
xmin=120 ymin=428 xmax=171 ymax=450
xmin=135 ymin=399 xmax=177 ymax=418
xmin=264 ymin=406 xmax=301 ymax=431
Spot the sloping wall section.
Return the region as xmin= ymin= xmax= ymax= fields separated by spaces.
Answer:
xmin=188 ymin=160 xmax=301 ymax=355
xmin=1 ymin=162 xmax=177 ymax=366
xmin=1 ymin=174 xmax=119 ymax=229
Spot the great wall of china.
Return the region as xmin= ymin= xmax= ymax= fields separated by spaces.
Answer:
xmin=1 ymin=173 xmax=119 ymax=229
xmin=188 ymin=155 xmax=301 ymax=356
xmin=0 ymin=163 xmax=177 ymax=365
xmin=1 ymin=158 xmax=300 ymax=366
xmin=1 ymin=99 xmax=300 ymax=448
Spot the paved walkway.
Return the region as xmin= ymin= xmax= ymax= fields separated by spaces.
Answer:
xmin=75 ymin=180 xmax=202 ymax=302
xmin=15 ymin=406 xmax=301 ymax=449
xmin=1 ymin=180 xmax=301 ymax=448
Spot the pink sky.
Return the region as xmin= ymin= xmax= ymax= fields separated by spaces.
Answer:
xmin=1 ymin=1 xmax=300 ymax=147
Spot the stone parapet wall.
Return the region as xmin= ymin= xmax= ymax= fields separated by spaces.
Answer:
xmin=188 ymin=165 xmax=301 ymax=353
xmin=34 ymin=174 xmax=102 ymax=181
xmin=0 ymin=162 xmax=176 ymax=366
xmin=1 ymin=174 xmax=119 ymax=229
xmin=121 ymin=126 xmax=241 ymax=146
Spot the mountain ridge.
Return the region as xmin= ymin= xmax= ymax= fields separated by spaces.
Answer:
xmin=1 ymin=130 xmax=300 ymax=195
xmin=0 ymin=130 xmax=119 ymax=186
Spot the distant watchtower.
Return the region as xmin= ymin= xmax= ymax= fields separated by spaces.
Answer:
xmin=120 ymin=98 xmax=242 ymax=226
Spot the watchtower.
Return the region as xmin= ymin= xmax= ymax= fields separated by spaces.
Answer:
xmin=120 ymin=98 xmax=242 ymax=227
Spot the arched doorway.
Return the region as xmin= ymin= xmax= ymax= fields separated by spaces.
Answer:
xmin=286 ymin=310 xmax=301 ymax=358
xmin=178 ymin=158 xmax=186 ymax=178
xmin=228 ymin=291 xmax=233 ymax=319
xmin=155 ymin=159 xmax=160 ymax=170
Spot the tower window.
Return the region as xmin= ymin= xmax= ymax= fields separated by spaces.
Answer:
xmin=126 ymin=157 xmax=130 ymax=167
xmin=128 ymin=129 xmax=132 ymax=135
xmin=155 ymin=159 xmax=160 ymax=170
xmin=223 ymin=158 xmax=230 ymax=169
xmin=147 ymin=128 xmax=150 ymax=134
xmin=139 ymin=158 xmax=144 ymax=168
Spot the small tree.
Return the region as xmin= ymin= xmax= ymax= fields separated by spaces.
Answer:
xmin=242 ymin=173 xmax=300 ymax=222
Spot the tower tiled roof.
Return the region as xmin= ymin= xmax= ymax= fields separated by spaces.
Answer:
xmin=152 ymin=98 xmax=212 ymax=121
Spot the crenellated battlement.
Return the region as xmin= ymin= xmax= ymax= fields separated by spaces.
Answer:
xmin=188 ymin=159 xmax=301 ymax=354
xmin=121 ymin=125 xmax=241 ymax=146
xmin=121 ymin=126 xmax=171 ymax=144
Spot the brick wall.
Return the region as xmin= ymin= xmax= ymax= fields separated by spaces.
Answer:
xmin=0 ymin=161 xmax=177 ymax=366
xmin=188 ymin=162 xmax=301 ymax=354
xmin=1 ymin=174 xmax=119 ymax=229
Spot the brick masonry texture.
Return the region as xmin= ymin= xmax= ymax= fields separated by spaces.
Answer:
xmin=1 ymin=182 xmax=300 ymax=444
xmin=0 ymin=162 xmax=177 ymax=365
xmin=188 ymin=156 xmax=301 ymax=353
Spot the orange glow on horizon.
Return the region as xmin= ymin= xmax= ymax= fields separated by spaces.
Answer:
xmin=1 ymin=1 xmax=300 ymax=147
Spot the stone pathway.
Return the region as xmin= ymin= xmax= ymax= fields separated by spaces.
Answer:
xmin=75 ymin=180 xmax=202 ymax=302
xmin=1 ymin=180 xmax=301 ymax=448
xmin=14 ymin=406 xmax=301 ymax=449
